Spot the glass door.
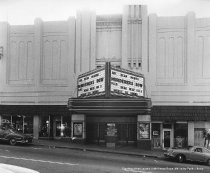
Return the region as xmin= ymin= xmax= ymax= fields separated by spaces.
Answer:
xmin=163 ymin=130 xmax=171 ymax=148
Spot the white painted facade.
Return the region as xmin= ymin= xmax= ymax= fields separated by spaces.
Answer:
xmin=0 ymin=4 xmax=210 ymax=148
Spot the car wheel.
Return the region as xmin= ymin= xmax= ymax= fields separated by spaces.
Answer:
xmin=207 ymin=159 xmax=210 ymax=166
xmin=176 ymin=154 xmax=185 ymax=163
xmin=9 ymin=138 xmax=17 ymax=146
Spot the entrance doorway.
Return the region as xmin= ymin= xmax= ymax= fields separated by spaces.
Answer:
xmin=163 ymin=129 xmax=171 ymax=148
xmin=86 ymin=123 xmax=106 ymax=144
xmin=86 ymin=122 xmax=137 ymax=145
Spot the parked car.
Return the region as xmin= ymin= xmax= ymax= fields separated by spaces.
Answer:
xmin=0 ymin=163 xmax=39 ymax=173
xmin=164 ymin=146 xmax=210 ymax=165
xmin=0 ymin=127 xmax=33 ymax=146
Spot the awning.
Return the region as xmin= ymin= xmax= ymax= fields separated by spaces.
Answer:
xmin=0 ymin=105 xmax=69 ymax=115
xmin=68 ymin=97 xmax=151 ymax=116
xmin=151 ymin=106 xmax=210 ymax=121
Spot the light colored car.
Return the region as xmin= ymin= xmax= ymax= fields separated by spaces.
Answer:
xmin=164 ymin=146 xmax=210 ymax=165
xmin=0 ymin=163 xmax=39 ymax=173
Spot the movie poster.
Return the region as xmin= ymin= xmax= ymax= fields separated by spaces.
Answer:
xmin=139 ymin=123 xmax=150 ymax=139
xmin=73 ymin=122 xmax=83 ymax=137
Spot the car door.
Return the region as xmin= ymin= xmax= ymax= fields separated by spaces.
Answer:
xmin=0 ymin=128 xmax=5 ymax=139
xmin=189 ymin=147 xmax=205 ymax=162
xmin=203 ymin=148 xmax=210 ymax=162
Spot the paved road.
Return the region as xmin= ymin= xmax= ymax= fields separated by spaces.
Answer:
xmin=0 ymin=144 xmax=209 ymax=173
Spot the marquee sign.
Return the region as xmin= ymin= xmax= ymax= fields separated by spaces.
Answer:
xmin=77 ymin=68 xmax=105 ymax=98
xmin=110 ymin=67 xmax=144 ymax=97
xmin=77 ymin=62 xmax=144 ymax=98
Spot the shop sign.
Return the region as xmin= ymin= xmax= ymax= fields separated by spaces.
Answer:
xmin=110 ymin=69 xmax=144 ymax=97
xmin=73 ymin=122 xmax=83 ymax=138
xmin=77 ymin=69 xmax=105 ymax=98
xmin=153 ymin=131 xmax=159 ymax=136
xmin=139 ymin=123 xmax=150 ymax=139
xmin=106 ymin=123 xmax=117 ymax=137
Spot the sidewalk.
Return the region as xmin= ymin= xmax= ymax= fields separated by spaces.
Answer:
xmin=33 ymin=139 xmax=165 ymax=159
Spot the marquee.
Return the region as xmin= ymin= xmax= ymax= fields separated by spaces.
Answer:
xmin=77 ymin=62 xmax=144 ymax=98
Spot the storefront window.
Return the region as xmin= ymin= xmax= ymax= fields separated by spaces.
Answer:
xmin=62 ymin=116 xmax=71 ymax=137
xmin=194 ymin=128 xmax=205 ymax=147
xmin=13 ymin=116 xmax=22 ymax=132
xmin=39 ymin=116 xmax=50 ymax=137
xmin=55 ymin=116 xmax=71 ymax=137
xmin=1 ymin=115 xmax=33 ymax=134
xmin=1 ymin=115 xmax=12 ymax=129
xmin=152 ymin=123 xmax=161 ymax=148
xmin=139 ymin=123 xmax=150 ymax=139
xmin=174 ymin=123 xmax=188 ymax=148
xmin=22 ymin=116 xmax=33 ymax=134
xmin=55 ymin=116 xmax=61 ymax=137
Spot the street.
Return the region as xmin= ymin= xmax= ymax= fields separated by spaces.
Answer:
xmin=0 ymin=144 xmax=210 ymax=173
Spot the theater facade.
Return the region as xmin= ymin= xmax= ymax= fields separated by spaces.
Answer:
xmin=68 ymin=62 xmax=151 ymax=149
xmin=0 ymin=4 xmax=210 ymax=149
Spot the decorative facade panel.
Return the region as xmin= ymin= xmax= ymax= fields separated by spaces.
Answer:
xmin=8 ymin=34 xmax=34 ymax=85
xmin=194 ymin=27 xmax=210 ymax=85
xmin=127 ymin=5 xmax=142 ymax=71
xmin=156 ymin=31 xmax=185 ymax=85
xmin=41 ymin=35 xmax=68 ymax=85
xmin=96 ymin=15 xmax=122 ymax=67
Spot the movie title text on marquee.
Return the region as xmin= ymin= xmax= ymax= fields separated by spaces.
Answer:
xmin=110 ymin=69 xmax=144 ymax=97
xmin=77 ymin=69 xmax=105 ymax=97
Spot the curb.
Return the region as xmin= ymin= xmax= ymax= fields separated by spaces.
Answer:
xmin=33 ymin=143 xmax=163 ymax=159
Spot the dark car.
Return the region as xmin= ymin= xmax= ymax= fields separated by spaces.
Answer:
xmin=164 ymin=146 xmax=210 ymax=165
xmin=0 ymin=127 xmax=33 ymax=145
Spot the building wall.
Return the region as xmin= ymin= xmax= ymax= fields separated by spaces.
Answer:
xmin=1 ymin=5 xmax=210 ymax=107
xmin=149 ymin=13 xmax=210 ymax=106
xmin=0 ymin=5 xmax=148 ymax=106
xmin=0 ymin=18 xmax=76 ymax=105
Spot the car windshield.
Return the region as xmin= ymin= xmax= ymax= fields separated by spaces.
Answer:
xmin=188 ymin=146 xmax=195 ymax=151
xmin=187 ymin=146 xmax=194 ymax=150
xmin=6 ymin=129 xmax=19 ymax=134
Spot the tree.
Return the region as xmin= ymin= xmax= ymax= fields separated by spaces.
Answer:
xmin=203 ymin=129 xmax=210 ymax=148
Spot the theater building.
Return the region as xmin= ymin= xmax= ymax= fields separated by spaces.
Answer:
xmin=0 ymin=4 xmax=210 ymax=149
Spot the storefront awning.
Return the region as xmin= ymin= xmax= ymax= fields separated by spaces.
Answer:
xmin=68 ymin=97 xmax=151 ymax=116
xmin=151 ymin=106 xmax=210 ymax=121
xmin=0 ymin=105 xmax=69 ymax=115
